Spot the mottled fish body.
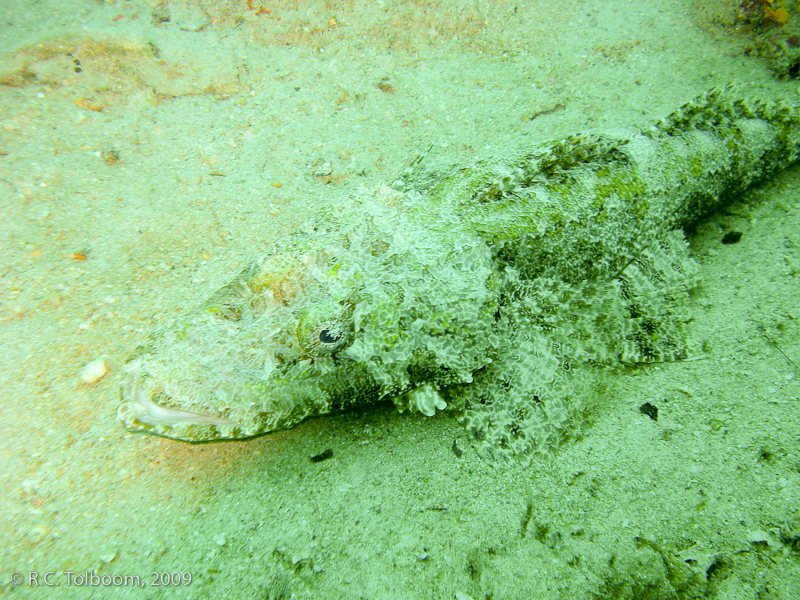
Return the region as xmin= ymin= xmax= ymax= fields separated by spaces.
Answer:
xmin=118 ymin=87 xmax=800 ymax=458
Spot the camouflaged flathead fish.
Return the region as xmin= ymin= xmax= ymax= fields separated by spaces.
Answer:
xmin=118 ymin=86 xmax=800 ymax=459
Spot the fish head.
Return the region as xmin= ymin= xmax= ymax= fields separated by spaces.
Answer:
xmin=118 ymin=197 xmax=500 ymax=441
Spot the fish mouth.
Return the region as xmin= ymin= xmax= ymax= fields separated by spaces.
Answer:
xmin=118 ymin=359 xmax=242 ymax=432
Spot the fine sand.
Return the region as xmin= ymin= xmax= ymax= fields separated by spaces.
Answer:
xmin=1 ymin=1 xmax=798 ymax=598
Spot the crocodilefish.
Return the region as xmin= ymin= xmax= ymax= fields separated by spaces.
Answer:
xmin=118 ymin=86 xmax=800 ymax=459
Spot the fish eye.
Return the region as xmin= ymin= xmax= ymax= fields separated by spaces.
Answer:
xmin=318 ymin=329 xmax=340 ymax=344
xmin=296 ymin=302 xmax=353 ymax=356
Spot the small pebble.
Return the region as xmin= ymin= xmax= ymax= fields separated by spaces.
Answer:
xmin=80 ymin=359 xmax=108 ymax=384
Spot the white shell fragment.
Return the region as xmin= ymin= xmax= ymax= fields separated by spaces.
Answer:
xmin=80 ymin=358 xmax=108 ymax=384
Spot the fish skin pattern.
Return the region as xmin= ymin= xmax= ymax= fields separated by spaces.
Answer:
xmin=117 ymin=86 xmax=800 ymax=460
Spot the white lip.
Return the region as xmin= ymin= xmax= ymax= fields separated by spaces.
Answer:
xmin=123 ymin=360 xmax=240 ymax=427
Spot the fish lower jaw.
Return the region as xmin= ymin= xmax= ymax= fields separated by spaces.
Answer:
xmin=120 ymin=359 xmax=240 ymax=430
xmin=136 ymin=389 xmax=239 ymax=427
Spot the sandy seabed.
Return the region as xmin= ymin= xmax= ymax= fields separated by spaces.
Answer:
xmin=1 ymin=1 xmax=798 ymax=598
